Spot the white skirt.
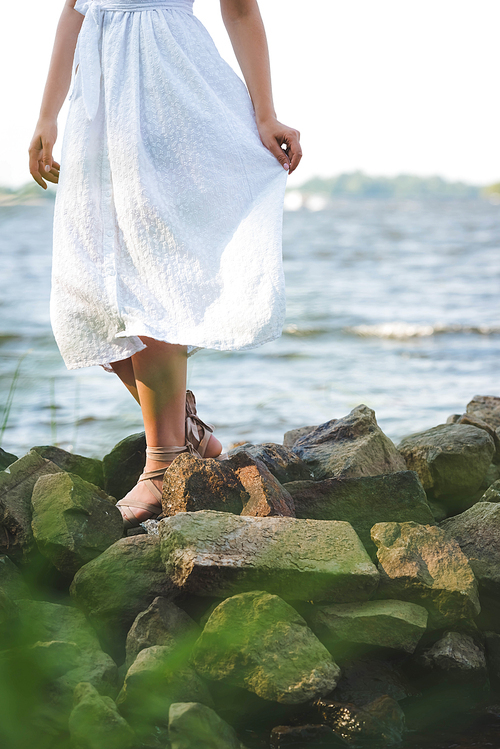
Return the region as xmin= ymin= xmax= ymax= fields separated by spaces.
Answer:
xmin=51 ymin=0 xmax=288 ymax=371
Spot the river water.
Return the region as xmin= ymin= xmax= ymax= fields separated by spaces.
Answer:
xmin=0 ymin=197 xmax=498 ymax=460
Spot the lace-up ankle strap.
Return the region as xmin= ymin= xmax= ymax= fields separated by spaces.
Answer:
xmin=146 ymin=442 xmax=200 ymax=462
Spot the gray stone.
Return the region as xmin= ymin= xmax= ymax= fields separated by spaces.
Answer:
xmin=161 ymin=452 xmax=248 ymax=517
xmin=0 ymin=640 xmax=82 ymax=680
xmin=30 ymin=446 xmax=105 ymax=490
xmin=160 ymin=511 xmax=379 ymax=603
xmin=169 ymin=702 xmax=247 ymax=749
xmin=397 ymin=423 xmax=495 ymax=505
xmin=227 ymin=442 xmax=313 ymax=483
xmin=441 ymin=502 xmax=500 ymax=600
xmin=283 ymin=425 xmax=320 ymax=448
xmin=292 ymin=405 xmax=406 ymax=481
xmin=329 ymin=654 xmax=417 ymax=706
xmin=466 ymin=394 xmax=500 ymax=430
xmin=125 ymin=596 xmax=201 ymax=669
xmin=70 ymin=535 xmax=176 ymax=661
xmin=371 ymin=521 xmax=480 ymax=627
xmin=481 ymin=479 xmax=500 ymax=502
xmin=232 ymin=452 xmax=295 ymax=517
xmin=0 ymin=554 xmax=30 ymax=599
xmin=191 ymin=590 xmax=341 ymax=704
xmin=0 ymin=447 xmax=17 ymax=471
xmin=0 ymin=451 xmax=63 ymax=560
xmin=117 ymin=644 xmax=213 ymax=737
xmin=315 ymin=694 xmax=406 ymax=746
xmin=448 ymin=414 xmax=500 ymax=464
xmin=310 ymin=599 xmax=428 ymax=656
xmin=69 ymin=682 xmax=135 ymax=749
xmin=31 ymin=472 xmax=123 ymax=575
xmin=284 ymin=470 xmax=434 ymax=557
xmin=102 ymin=431 xmax=146 ymax=501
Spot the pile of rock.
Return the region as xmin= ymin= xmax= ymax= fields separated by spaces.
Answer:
xmin=1 ymin=395 xmax=500 ymax=749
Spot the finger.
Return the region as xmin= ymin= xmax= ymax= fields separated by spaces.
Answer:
xmin=41 ymin=139 xmax=53 ymax=174
xmin=285 ymin=133 xmax=302 ymax=175
xmin=265 ymin=137 xmax=290 ymax=171
xmin=29 ymin=150 xmax=47 ymax=189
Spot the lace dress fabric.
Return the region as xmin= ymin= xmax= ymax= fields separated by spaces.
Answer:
xmin=51 ymin=0 xmax=288 ymax=371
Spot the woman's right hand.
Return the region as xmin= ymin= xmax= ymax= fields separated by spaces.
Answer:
xmin=28 ymin=119 xmax=60 ymax=190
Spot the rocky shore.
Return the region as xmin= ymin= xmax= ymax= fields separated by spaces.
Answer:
xmin=1 ymin=395 xmax=500 ymax=749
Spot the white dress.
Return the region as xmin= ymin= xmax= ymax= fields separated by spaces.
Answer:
xmin=51 ymin=0 xmax=288 ymax=371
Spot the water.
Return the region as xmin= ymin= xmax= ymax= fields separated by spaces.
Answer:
xmin=0 ymin=197 xmax=498 ymax=461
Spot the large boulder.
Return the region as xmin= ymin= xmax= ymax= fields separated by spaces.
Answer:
xmin=191 ymin=590 xmax=341 ymax=704
xmin=291 ymin=405 xmax=406 ymax=481
xmin=371 ymin=522 xmax=480 ymax=627
xmin=30 ymin=446 xmax=105 ymax=491
xmin=31 ymin=472 xmax=123 ymax=575
xmin=0 ymin=451 xmax=63 ymax=560
xmin=116 ymin=644 xmax=213 ymax=742
xmin=284 ymin=470 xmax=434 ymax=557
xmin=283 ymin=425 xmax=319 ymax=448
xmin=309 ymin=599 xmax=428 ymax=657
xmin=397 ymin=424 xmax=495 ymax=508
xmin=446 ymin=413 xmax=500 ymax=464
xmin=466 ymin=395 xmax=500 ymax=430
xmin=160 ymin=511 xmax=379 ymax=603
xmin=169 ymin=702 xmax=247 ymax=749
xmin=69 ymin=682 xmax=135 ymax=749
xmin=102 ymin=432 xmax=146 ymax=501
xmin=70 ymin=535 xmax=176 ymax=661
xmin=125 ymin=596 xmax=201 ymax=669
xmin=227 ymin=443 xmax=313 ymax=483
xmin=441 ymin=502 xmax=500 ymax=600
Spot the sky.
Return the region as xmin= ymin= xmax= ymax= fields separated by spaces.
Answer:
xmin=2 ymin=0 xmax=499 ymax=190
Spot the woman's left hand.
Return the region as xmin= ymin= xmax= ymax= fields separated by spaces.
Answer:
xmin=256 ymin=117 xmax=302 ymax=175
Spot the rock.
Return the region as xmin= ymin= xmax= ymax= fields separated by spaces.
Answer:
xmin=169 ymin=701 xmax=247 ymax=749
xmin=232 ymin=452 xmax=295 ymax=517
xmin=466 ymin=394 xmax=500 ymax=429
xmin=160 ymin=511 xmax=379 ymax=603
xmin=69 ymin=682 xmax=135 ymax=749
xmin=0 ymin=554 xmax=30 ymax=599
xmin=371 ymin=521 xmax=480 ymax=627
xmin=284 ymin=470 xmax=434 ymax=557
xmin=481 ymin=479 xmax=500 ymax=502
xmin=161 ymin=452 xmax=248 ymax=517
xmin=0 ymin=451 xmax=63 ymax=560
xmin=447 ymin=414 xmax=500 ymax=464
xmin=270 ymin=724 xmax=347 ymax=748
xmin=309 ymin=599 xmax=428 ymax=657
xmin=70 ymin=535 xmax=176 ymax=661
xmin=484 ymin=631 xmax=500 ymax=688
xmin=116 ymin=644 xmax=213 ymax=741
xmin=17 ymin=640 xmax=82 ymax=679
xmin=291 ymin=405 xmax=406 ymax=481
xmin=397 ymin=424 xmax=495 ymax=507
xmin=0 ymin=446 xmax=17 ymax=470
xmin=315 ymin=694 xmax=405 ymax=746
xmin=102 ymin=431 xmax=146 ymax=501
xmin=227 ymin=443 xmax=313 ymax=483
xmin=125 ymin=596 xmax=201 ymax=669
xmin=30 ymin=445 xmax=105 ymax=490
xmin=191 ymin=590 xmax=341 ymax=704
xmin=31 ymin=472 xmax=123 ymax=575
xmin=484 ymin=461 xmax=500 ymax=489
xmin=283 ymin=425 xmax=320 ymax=448
xmin=329 ymin=653 xmax=417 ymax=706
xmin=417 ymin=631 xmax=487 ymax=676
xmin=441 ymin=502 xmax=500 ymax=600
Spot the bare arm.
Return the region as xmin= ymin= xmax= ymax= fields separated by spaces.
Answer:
xmin=221 ymin=0 xmax=302 ymax=174
xmin=28 ymin=0 xmax=84 ymax=189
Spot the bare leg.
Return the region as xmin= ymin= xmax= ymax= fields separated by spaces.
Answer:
xmin=112 ymin=337 xmax=222 ymax=525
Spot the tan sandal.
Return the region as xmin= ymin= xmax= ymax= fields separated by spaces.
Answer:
xmin=185 ymin=389 xmax=216 ymax=458
xmin=116 ymin=443 xmax=200 ymax=530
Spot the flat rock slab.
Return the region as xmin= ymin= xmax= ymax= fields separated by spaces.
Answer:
xmin=441 ymin=501 xmax=500 ymax=599
xmin=284 ymin=470 xmax=434 ymax=556
xmin=70 ymin=535 xmax=176 ymax=661
xmin=466 ymin=395 xmax=500 ymax=430
xmin=31 ymin=472 xmax=123 ymax=575
xmin=0 ymin=451 xmax=63 ymax=560
xmin=371 ymin=521 xmax=480 ymax=627
xmin=310 ymin=599 xmax=428 ymax=655
xmin=30 ymin=446 xmax=104 ymax=491
xmin=159 ymin=510 xmax=379 ymax=603
xmin=397 ymin=423 xmax=495 ymax=502
xmin=191 ymin=590 xmax=341 ymax=704
xmin=292 ymin=405 xmax=406 ymax=481
xmin=227 ymin=443 xmax=313 ymax=483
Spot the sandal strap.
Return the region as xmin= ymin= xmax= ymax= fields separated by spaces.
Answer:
xmin=185 ymin=390 xmax=214 ymax=458
xmin=146 ymin=443 xmax=200 ymax=462
xmin=116 ymin=496 xmax=161 ymax=514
